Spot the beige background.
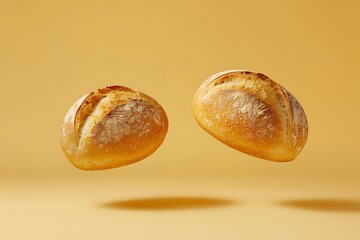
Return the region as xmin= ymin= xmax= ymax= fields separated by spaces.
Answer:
xmin=1 ymin=0 xmax=360 ymax=239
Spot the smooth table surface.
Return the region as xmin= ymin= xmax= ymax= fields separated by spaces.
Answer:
xmin=1 ymin=175 xmax=360 ymax=240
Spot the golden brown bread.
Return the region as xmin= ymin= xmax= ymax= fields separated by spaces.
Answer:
xmin=60 ymin=86 xmax=168 ymax=170
xmin=193 ymin=70 xmax=308 ymax=162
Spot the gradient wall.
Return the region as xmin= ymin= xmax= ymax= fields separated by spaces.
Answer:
xmin=1 ymin=0 xmax=359 ymax=179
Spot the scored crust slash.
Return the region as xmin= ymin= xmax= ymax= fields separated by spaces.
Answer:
xmin=193 ymin=70 xmax=308 ymax=162
xmin=59 ymin=86 xmax=168 ymax=170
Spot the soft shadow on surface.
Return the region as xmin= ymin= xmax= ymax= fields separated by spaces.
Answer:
xmin=101 ymin=196 xmax=236 ymax=211
xmin=278 ymin=199 xmax=360 ymax=213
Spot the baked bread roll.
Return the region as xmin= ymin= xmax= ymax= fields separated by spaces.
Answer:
xmin=60 ymin=86 xmax=168 ymax=170
xmin=193 ymin=70 xmax=308 ymax=162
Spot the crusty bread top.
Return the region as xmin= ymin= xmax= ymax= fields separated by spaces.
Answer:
xmin=60 ymin=86 xmax=168 ymax=168
xmin=193 ymin=70 xmax=308 ymax=161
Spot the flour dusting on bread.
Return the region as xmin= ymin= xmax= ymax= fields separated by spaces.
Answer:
xmin=60 ymin=86 xmax=168 ymax=170
xmin=193 ymin=70 xmax=308 ymax=162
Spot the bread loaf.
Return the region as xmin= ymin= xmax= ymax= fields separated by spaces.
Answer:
xmin=60 ymin=86 xmax=168 ymax=170
xmin=193 ymin=70 xmax=308 ymax=162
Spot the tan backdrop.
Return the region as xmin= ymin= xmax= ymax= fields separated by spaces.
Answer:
xmin=1 ymin=0 xmax=359 ymax=180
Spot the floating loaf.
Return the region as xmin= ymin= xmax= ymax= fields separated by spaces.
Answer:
xmin=60 ymin=86 xmax=168 ymax=170
xmin=193 ymin=70 xmax=308 ymax=162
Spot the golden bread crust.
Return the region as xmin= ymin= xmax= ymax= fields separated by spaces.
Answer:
xmin=193 ymin=70 xmax=308 ymax=162
xmin=60 ymin=86 xmax=168 ymax=170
